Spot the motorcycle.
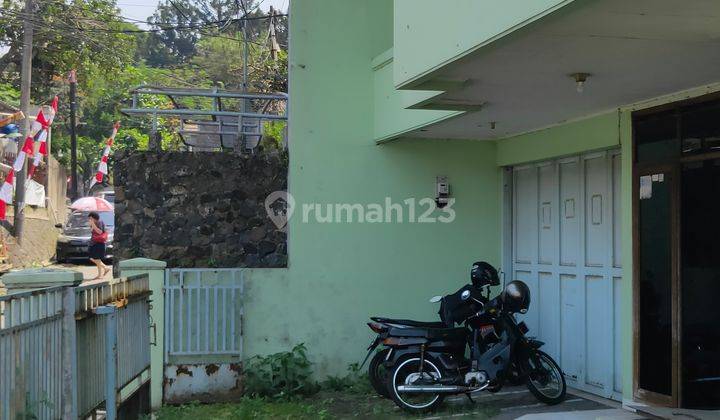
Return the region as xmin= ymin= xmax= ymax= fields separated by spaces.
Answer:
xmin=362 ymin=262 xmax=523 ymax=399
xmin=362 ymin=283 xmax=482 ymax=398
xmin=364 ymin=277 xmax=566 ymax=413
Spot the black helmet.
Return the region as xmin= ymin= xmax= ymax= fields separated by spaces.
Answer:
xmin=470 ymin=261 xmax=500 ymax=287
xmin=500 ymin=280 xmax=531 ymax=314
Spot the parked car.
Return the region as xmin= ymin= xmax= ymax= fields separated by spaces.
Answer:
xmin=93 ymin=187 xmax=115 ymax=204
xmin=55 ymin=210 xmax=114 ymax=263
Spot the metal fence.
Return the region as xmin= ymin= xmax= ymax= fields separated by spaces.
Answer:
xmin=0 ymin=275 xmax=152 ymax=420
xmin=164 ymin=268 xmax=244 ymax=362
xmin=74 ymin=275 xmax=151 ymax=418
xmin=0 ymin=287 xmax=66 ymax=420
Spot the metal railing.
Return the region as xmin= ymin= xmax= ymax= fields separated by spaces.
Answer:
xmin=75 ymin=275 xmax=151 ymax=418
xmin=0 ymin=275 xmax=152 ymax=420
xmin=164 ymin=268 xmax=244 ymax=362
xmin=121 ymin=85 xmax=288 ymax=152
xmin=0 ymin=287 xmax=66 ymax=420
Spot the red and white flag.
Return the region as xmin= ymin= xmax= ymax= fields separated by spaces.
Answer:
xmin=89 ymin=122 xmax=120 ymax=189
xmin=29 ymin=97 xmax=57 ymax=135
xmin=13 ymin=137 xmax=35 ymax=172
xmin=30 ymin=97 xmax=58 ymax=173
xmin=0 ymin=169 xmax=15 ymax=219
xmin=1 ymin=96 xmax=59 ymax=220
xmin=0 ymin=169 xmax=14 ymax=203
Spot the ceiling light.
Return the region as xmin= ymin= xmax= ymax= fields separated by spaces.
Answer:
xmin=570 ymin=72 xmax=591 ymax=93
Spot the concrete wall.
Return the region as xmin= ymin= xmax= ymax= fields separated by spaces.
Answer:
xmin=372 ymin=51 xmax=463 ymax=143
xmin=393 ymin=0 xmax=576 ymax=89
xmin=1 ymin=156 xmax=67 ymax=269
xmin=240 ymin=0 xmax=502 ymax=377
xmin=3 ymin=208 xmax=61 ymax=268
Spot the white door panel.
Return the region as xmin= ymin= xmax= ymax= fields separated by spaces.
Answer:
xmin=511 ymin=150 xmax=622 ymax=400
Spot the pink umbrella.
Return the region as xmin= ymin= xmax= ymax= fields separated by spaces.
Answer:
xmin=70 ymin=197 xmax=114 ymax=212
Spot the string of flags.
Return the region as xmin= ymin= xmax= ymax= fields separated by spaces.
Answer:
xmin=89 ymin=121 xmax=120 ymax=190
xmin=0 ymin=97 xmax=59 ymax=220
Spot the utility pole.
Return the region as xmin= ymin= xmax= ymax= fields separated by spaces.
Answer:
xmin=69 ymin=70 xmax=78 ymax=200
xmin=13 ymin=0 xmax=34 ymax=243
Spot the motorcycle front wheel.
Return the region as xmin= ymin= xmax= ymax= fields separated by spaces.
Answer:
xmin=387 ymin=356 xmax=445 ymax=413
xmin=368 ymin=349 xmax=390 ymax=398
xmin=525 ymin=350 xmax=566 ymax=405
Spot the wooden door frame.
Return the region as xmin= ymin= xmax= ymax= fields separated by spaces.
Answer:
xmin=631 ymin=162 xmax=680 ymax=407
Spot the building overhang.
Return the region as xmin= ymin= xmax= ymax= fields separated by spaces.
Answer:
xmin=401 ymin=0 xmax=720 ymax=141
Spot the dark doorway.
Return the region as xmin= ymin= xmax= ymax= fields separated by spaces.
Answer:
xmin=681 ymin=162 xmax=720 ymax=408
xmin=633 ymin=95 xmax=720 ymax=409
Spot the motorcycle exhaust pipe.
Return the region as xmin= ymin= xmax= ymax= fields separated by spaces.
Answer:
xmin=396 ymin=383 xmax=489 ymax=394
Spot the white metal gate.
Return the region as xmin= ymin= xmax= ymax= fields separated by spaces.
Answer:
xmin=511 ymin=150 xmax=623 ymax=400
xmin=164 ymin=268 xmax=244 ymax=361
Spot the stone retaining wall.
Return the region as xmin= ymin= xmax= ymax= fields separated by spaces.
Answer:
xmin=113 ymin=151 xmax=288 ymax=268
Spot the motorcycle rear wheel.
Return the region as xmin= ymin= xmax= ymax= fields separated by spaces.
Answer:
xmin=387 ymin=356 xmax=445 ymax=413
xmin=368 ymin=349 xmax=390 ymax=398
xmin=526 ymin=350 xmax=566 ymax=405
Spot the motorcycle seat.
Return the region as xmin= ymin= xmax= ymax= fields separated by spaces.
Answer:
xmin=371 ymin=316 xmax=447 ymax=328
xmin=386 ymin=324 xmax=467 ymax=341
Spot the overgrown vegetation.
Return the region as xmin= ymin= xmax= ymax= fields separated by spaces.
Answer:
xmin=243 ymin=343 xmax=319 ymax=399
xmin=152 ymin=343 xmax=500 ymax=419
xmin=0 ymin=0 xmax=287 ymax=189
xmin=243 ymin=344 xmax=375 ymax=400
xmin=320 ymin=362 xmax=374 ymax=395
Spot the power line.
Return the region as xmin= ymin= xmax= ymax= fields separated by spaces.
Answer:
xmin=0 ymin=7 xmax=286 ymax=35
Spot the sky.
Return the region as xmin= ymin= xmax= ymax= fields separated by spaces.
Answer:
xmin=117 ymin=0 xmax=289 ymax=26
xmin=0 ymin=1 xmax=288 ymax=55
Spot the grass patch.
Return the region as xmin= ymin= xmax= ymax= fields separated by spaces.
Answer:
xmin=151 ymin=391 xmax=499 ymax=419
xmin=150 ymin=397 xmax=329 ymax=419
xmin=152 ymin=346 xmax=499 ymax=419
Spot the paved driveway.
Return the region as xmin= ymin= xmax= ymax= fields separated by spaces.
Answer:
xmin=427 ymin=385 xmax=643 ymax=420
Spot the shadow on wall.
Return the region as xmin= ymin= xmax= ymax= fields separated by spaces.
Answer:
xmin=112 ymin=150 xmax=288 ymax=268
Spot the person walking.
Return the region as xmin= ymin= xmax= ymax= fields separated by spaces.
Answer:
xmin=88 ymin=211 xmax=110 ymax=280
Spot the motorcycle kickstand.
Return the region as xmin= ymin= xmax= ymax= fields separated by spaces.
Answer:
xmin=465 ymin=393 xmax=475 ymax=404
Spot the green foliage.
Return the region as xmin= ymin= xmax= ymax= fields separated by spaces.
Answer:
xmin=0 ymin=82 xmax=19 ymax=107
xmin=320 ymin=362 xmax=374 ymax=395
xmin=0 ymin=0 xmax=136 ymax=99
xmin=243 ymin=343 xmax=320 ymax=399
xmin=115 ymin=128 xmax=150 ymax=152
xmin=261 ymin=121 xmax=286 ymax=150
xmin=2 ymin=0 xmax=288 ymax=188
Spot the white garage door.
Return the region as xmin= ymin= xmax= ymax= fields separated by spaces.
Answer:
xmin=511 ymin=150 xmax=623 ymax=400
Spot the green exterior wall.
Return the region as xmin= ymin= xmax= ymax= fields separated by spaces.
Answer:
xmin=496 ymin=112 xmax=621 ymax=166
xmin=373 ymin=53 xmax=463 ymax=143
xmin=494 ymin=112 xmax=634 ymax=401
xmin=393 ymin=0 xmax=576 ymax=89
xmin=239 ymin=0 xmax=718 ymax=405
xmin=242 ymin=0 xmax=501 ymax=378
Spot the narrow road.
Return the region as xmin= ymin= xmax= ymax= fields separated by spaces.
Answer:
xmin=49 ymin=261 xmax=113 ymax=282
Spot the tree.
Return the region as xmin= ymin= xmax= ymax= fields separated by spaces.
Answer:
xmin=0 ymin=0 xmax=136 ymax=99
xmin=191 ymin=34 xmax=287 ymax=94
xmin=144 ymin=0 xmax=260 ymax=66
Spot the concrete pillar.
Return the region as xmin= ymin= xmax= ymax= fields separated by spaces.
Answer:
xmin=1 ymin=268 xmax=82 ymax=293
xmin=118 ymin=258 xmax=167 ymax=410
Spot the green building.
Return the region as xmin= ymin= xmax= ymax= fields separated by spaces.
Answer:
xmin=244 ymin=0 xmax=720 ymax=410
